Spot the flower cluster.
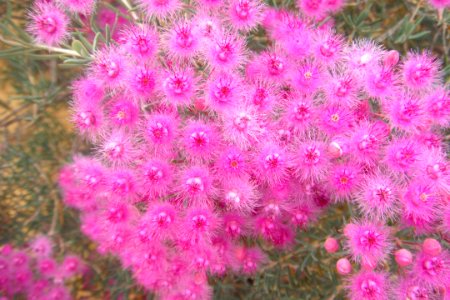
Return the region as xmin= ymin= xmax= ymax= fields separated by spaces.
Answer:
xmin=0 ymin=236 xmax=84 ymax=299
xmin=26 ymin=0 xmax=449 ymax=298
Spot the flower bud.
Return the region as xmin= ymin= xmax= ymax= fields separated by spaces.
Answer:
xmin=343 ymin=223 xmax=356 ymax=236
xmin=324 ymin=237 xmax=339 ymax=253
xmin=383 ymin=50 xmax=400 ymax=68
xmin=328 ymin=141 xmax=343 ymax=158
xmin=395 ymin=249 xmax=413 ymax=267
xmin=194 ymin=98 xmax=207 ymax=112
xmin=336 ymin=258 xmax=352 ymax=275
xmin=423 ymin=238 xmax=441 ymax=256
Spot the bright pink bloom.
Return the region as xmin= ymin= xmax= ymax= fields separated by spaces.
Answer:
xmin=182 ymin=121 xmax=219 ymax=161
xmin=344 ymin=221 xmax=392 ymax=268
xmin=165 ymin=20 xmax=200 ymax=59
xmin=402 ymin=52 xmax=441 ymax=90
xmin=356 ymin=174 xmax=399 ymax=221
xmin=120 ymin=24 xmax=159 ymax=60
xmin=207 ymin=72 xmax=240 ymax=111
xmin=178 ymin=165 xmax=214 ymax=205
xmin=28 ymin=1 xmax=69 ymax=46
xmin=347 ymin=271 xmax=390 ymax=300
xmin=57 ymin=0 xmax=96 ymax=14
xmin=137 ymin=0 xmax=181 ymax=18
xmin=227 ymin=0 xmax=265 ymax=31
xmin=138 ymin=159 xmax=174 ymax=198
xmin=91 ymin=47 xmax=127 ymax=89
xmin=162 ymin=66 xmax=196 ymax=104
xmin=401 ymin=182 xmax=440 ymax=234
xmin=108 ymin=96 xmax=139 ymax=127
xmin=412 ymin=250 xmax=450 ymax=288
xmin=207 ymin=31 xmax=245 ymax=70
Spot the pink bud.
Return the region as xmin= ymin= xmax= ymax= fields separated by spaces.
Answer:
xmin=336 ymin=258 xmax=352 ymax=275
xmin=194 ymin=98 xmax=207 ymax=112
xmin=395 ymin=249 xmax=413 ymax=267
xmin=328 ymin=141 xmax=343 ymax=158
xmin=324 ymin=237 xmax=339 ymax=253
xmin=343 ymin=223 xmax=356 ymax=236
xmin=383 ymin=50 xmax=400 ymax=68
xmin=423 ymin=238 xmax=442 ymax=256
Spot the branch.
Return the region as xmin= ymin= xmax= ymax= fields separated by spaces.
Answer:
xmin=0 ymin=35 xmax=83 ymax=58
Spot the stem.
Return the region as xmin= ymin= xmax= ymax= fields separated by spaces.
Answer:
xmin=120 ymin=0 xmax=140 ymax=22
xmin=0 ymin=35 xmax=83 ymax=57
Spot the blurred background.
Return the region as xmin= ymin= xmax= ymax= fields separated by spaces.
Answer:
xmin=0 ymin=0 xmax=448 ymax=298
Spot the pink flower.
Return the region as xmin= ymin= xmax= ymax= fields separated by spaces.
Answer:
xmin=298 ymin=0 xmax=326 ymax=18
xmin=138 ymin=159 xmax=174 ymax=198
xmin=400 ymin=181 xmax=440 ymax=234
xmin=207 ymin=31 xmax=245 ymax=70
xmin=144 ymin=112 xmax=179 ymax=152
xmin=120 ymin=24 xmax=159 ymax=60
xmin=138 ymin=203 xmax=178 ymax=242
xmin=233 ymin=246 xmax=266 ymax=275
xmin=207 ymin=72 xmax=241 ymax=112
xmin=412 ymin=250 xmax=450 ymax=288
xmin=57 ymin=0 xmax=96 ymax=14
xmin=107 ymin=96 xmax=139 ymax=127
xmin=99 ymin=130 xmax=135 ymax=166
xmin=221 ymin=178 xmax=258 ymax=213
xmin=328 ymin=163 xmax=360 ymax=200
xmin=344 ymin=220 xmax=392 ymax=268
xmin=402 ymin=52 xmax=441 ymax=90
xmin=28 ymin=1 xmax=69 ymax=46
xmin=127 ymin=64 xmax=159 ymax=99
xmin=137 ymin=0 xmax=181 ymax=18
xmin=394 ymin=277 xmax=431 ymax=300
xmin=292 ymin=140 xmax=330 ymax=183
xmin=162 ymin=66 xmax=196 ymax=104
xmin=165 ymin=20 xmax=200 ymax=59
xmin=356 ymin=173 xmax=399 ymax=221
xmin=227 ymin=0 xmax=265 ymax=31
xmin=347 ymin=271 xmax=390 ymax=300
xmin=182 ymin=120 xmax=219 ymax=161
xmin=216 ymin=146 xmax=248 ymax=178
xmin=178 ymin=165 xmax=214 ymax=205
xmin=312 ymin=29 xmax=344 ymax=64
xmin=256 ymin=143 xmax=289 ymax=185
xmin=425 ymin=88 xmax=450 ymax=126
xmin=91 ymin=47 xmax=127 ymax=90
xmin=29 ymin=235 xmax=53 ymax=258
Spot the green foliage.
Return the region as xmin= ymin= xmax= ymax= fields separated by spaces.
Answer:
xmin=0 ymin=0 xmax=448 ymax=299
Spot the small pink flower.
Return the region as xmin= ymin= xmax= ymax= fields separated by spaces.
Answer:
xmin=137 ymin=0 xmax=181 ymax=18
xmin=256 ymin=143 xmax=289 ymax=185
xmin=207 ymin=31 xmax=245 ymax=70
xmin=138 ymin=159 xmax=174 ymax=198
xmin=356 ymin=173 xmax=399 ymax=221
xmin=227 ymin=0 xmax=265 ymax=31
xmin=178 ymin=165 xmax=214 ymax=205
xmin=91 ymin=47 xmax=127 ymax=89
xmin=28 ymin=1 xmax=69 ymax=46
xmin=108 ymin=96 xmax=139 ymax=127
xmin=401 ymin=181 xmax=440 ymax=234
xmin=57 ymin=0 xmax=96 ymax=15
xmin=138 ymin=203 xmax=178 ymax=242
xmin=99 ymin=130 xmax=135 ymax=166
xmin=120 ymin=24 xmax=159 ymax=60
xmin=165 ymin=20 xmax=200 ymax=59
xmin=347 ymin=270 xmax=390 ymax=300
xmin=328 ymin=163 xmax=360 ymax=201
xmin=344 ymin=220 xmax=392 ymax=268
xmin=127 ymin=64 xmax=159 ymax=99
xmin=182 ymin=120 xmax=219 ymax=161
xmin=313 ymin=30 xmax=344 ymax=64
xmin=162 ymin=66 xmax=196 ymax=104
xmin=402 ymin=52 xmax=441 ymax=90
xmin=207 ymin=72 xmax=240 ymax=111
xmin=298 ymin=0 xmax=326 ymax=18
xmin=29 ymin=235 xmax=53 ymax=258
xmin=412 ymin=250 xmax=450 ymax=288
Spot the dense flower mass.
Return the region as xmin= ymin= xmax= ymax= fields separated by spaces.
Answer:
xmin=23 ymin=0 xmax=450 ymax=299
xmin=0 ymin=236 xmax=84 ymax=299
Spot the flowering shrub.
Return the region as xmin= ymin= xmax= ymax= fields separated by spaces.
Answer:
xmin=0 ymin=0 xmax=448 ymax=298
xmin=0 ymin=236 xmax=84 ymax=299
